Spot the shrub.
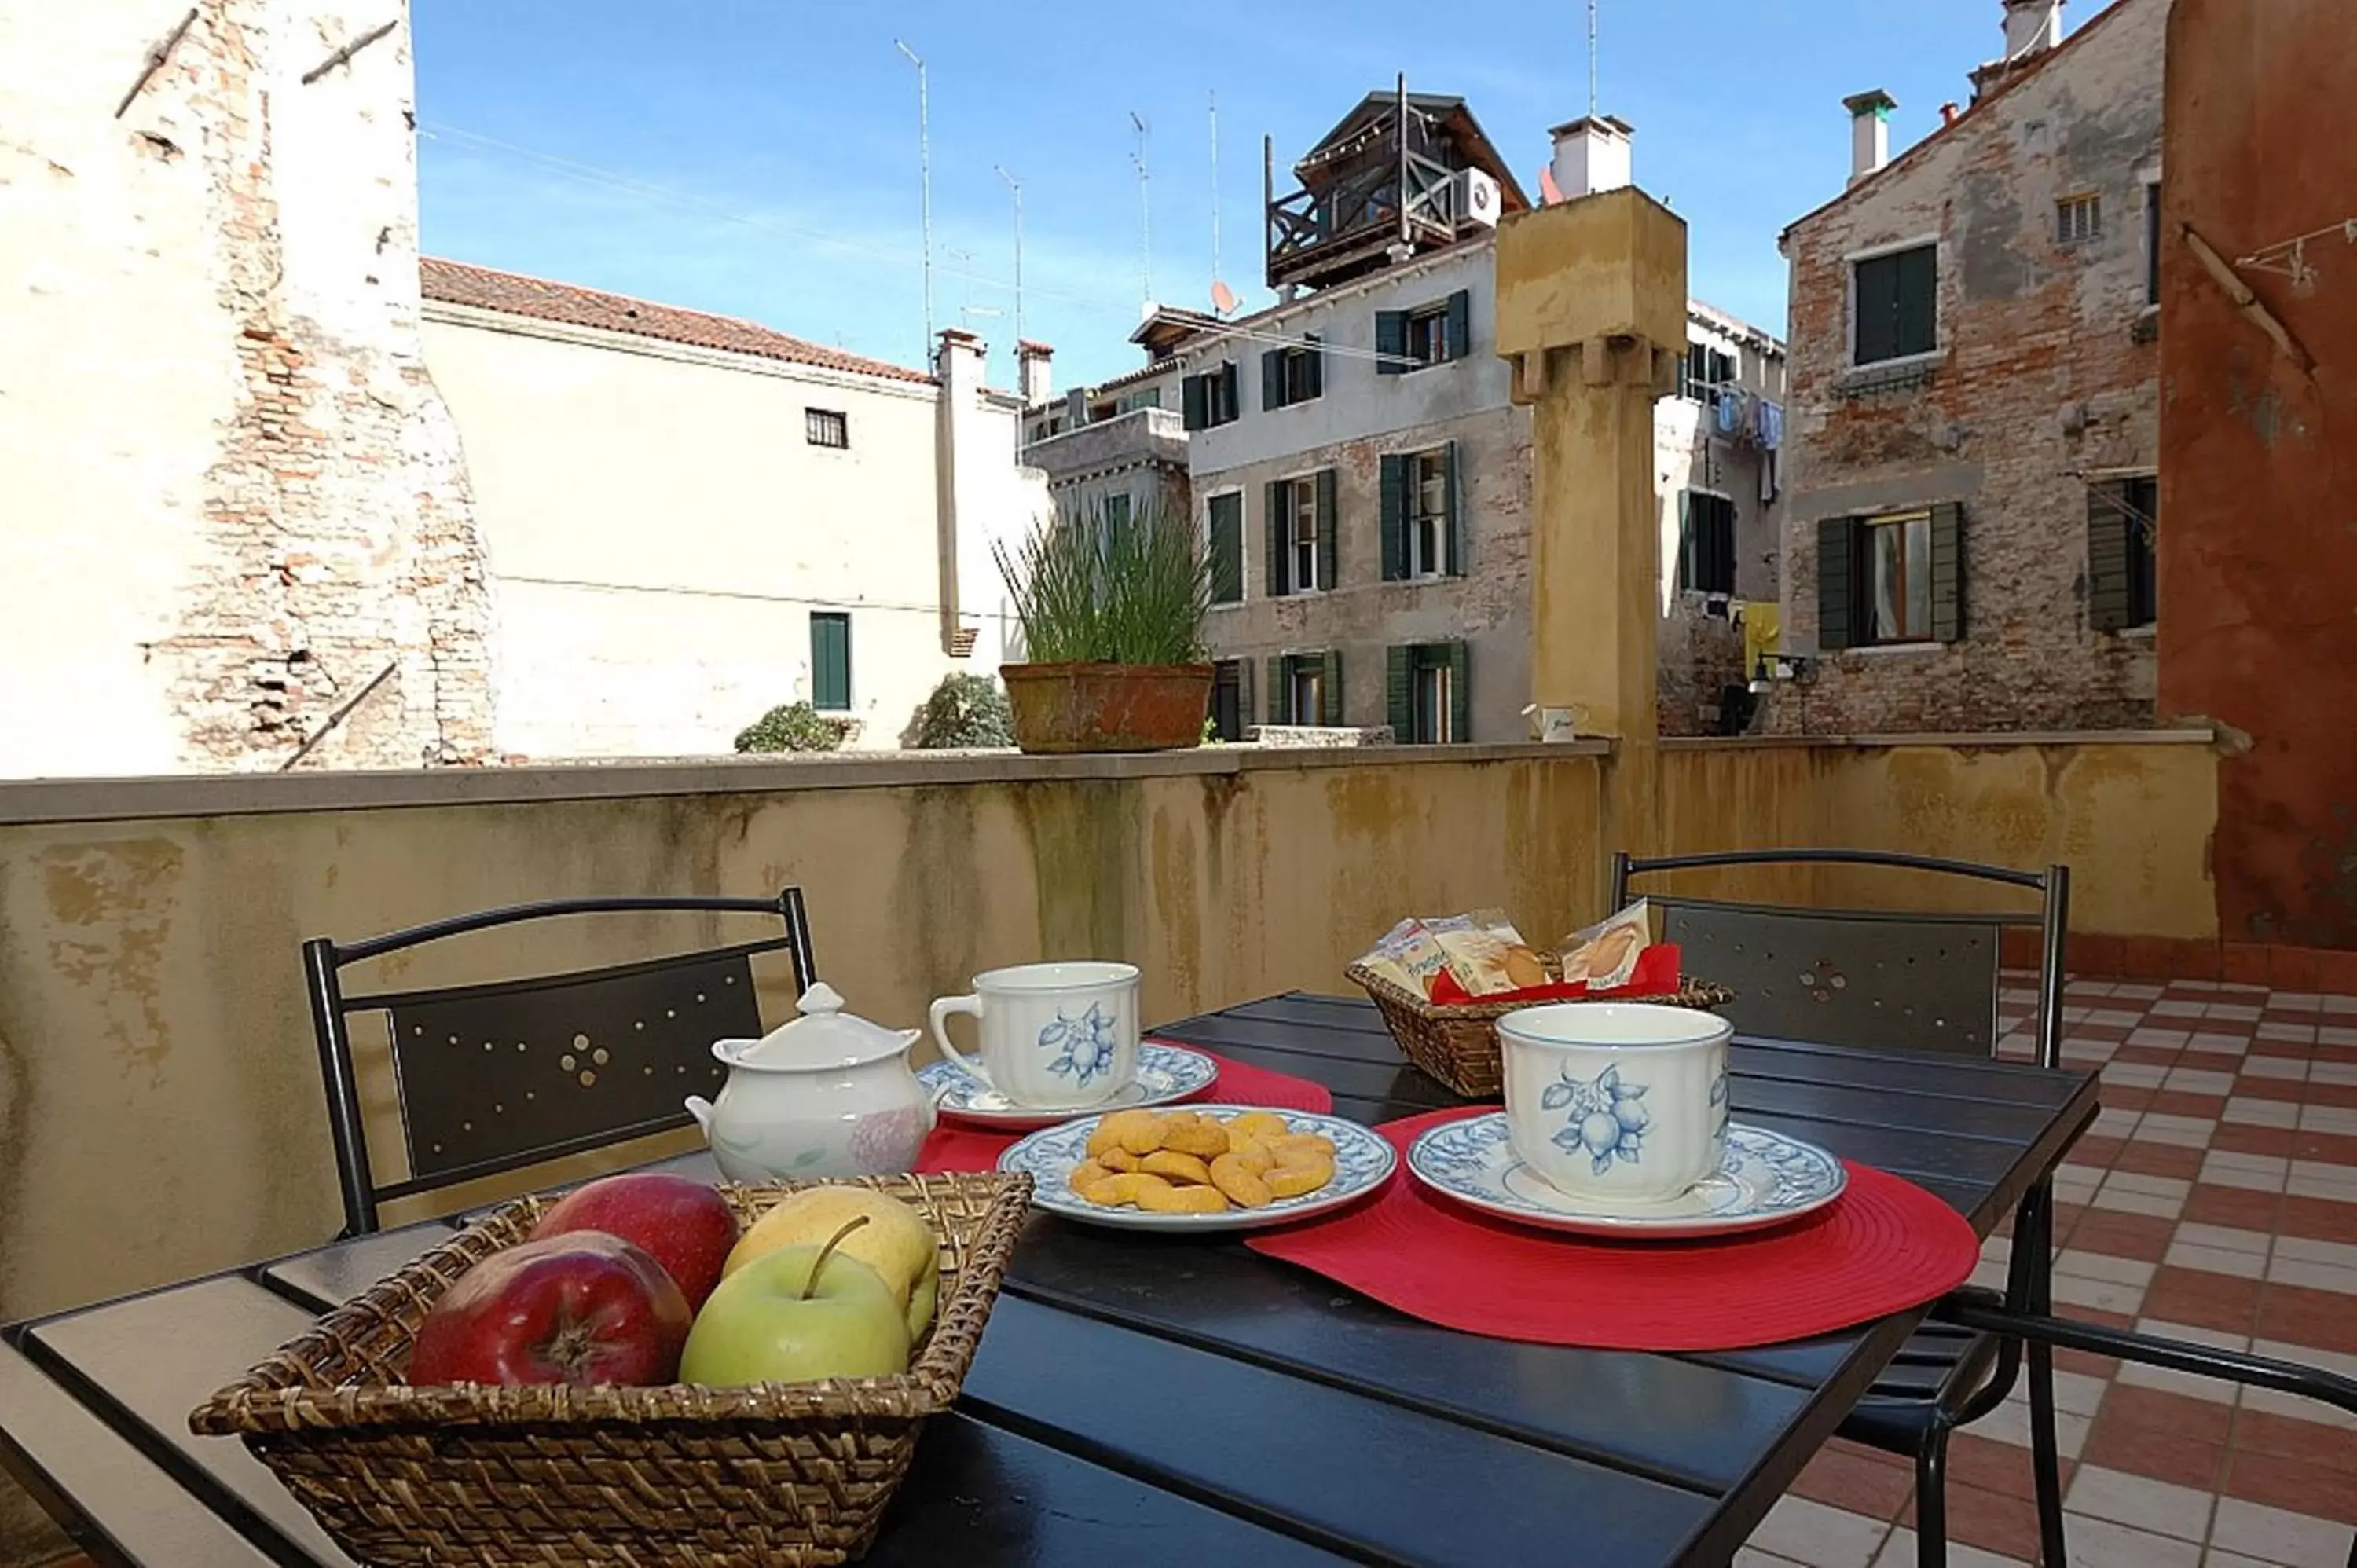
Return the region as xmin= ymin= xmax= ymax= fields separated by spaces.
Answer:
xmin=994 ymin=499 xmax=1212 ymax=666
xmin=733 ymin=702 xmax=844 ymax=754
xmin=913 ymin=674 xmax=1014 ymax=749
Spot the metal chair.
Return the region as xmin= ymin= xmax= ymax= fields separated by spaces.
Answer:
xmin=304 ymin=890 xmax=816 ymax=1237
xmin=1611 ymin=849 xmax=2070 ymax=1568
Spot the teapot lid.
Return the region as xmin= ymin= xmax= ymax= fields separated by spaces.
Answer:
xmin=734 ymin=982 xmax=915 ymax=1070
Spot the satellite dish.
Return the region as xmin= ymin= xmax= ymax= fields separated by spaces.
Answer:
xmin=1211 ymin=280 xmax=1238 ymax=315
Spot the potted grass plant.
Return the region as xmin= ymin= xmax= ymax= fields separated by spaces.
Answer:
xmin=993 ymin=499 xmax=1215 ymax=753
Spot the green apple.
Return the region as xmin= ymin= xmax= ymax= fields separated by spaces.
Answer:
xmin=681 ymin=1218 xmax=911 ymax=1387
xmin=725 ymin=1187 xmax=941 ymax=1341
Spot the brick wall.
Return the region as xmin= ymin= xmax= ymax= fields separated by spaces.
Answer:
xmin=1769 ymin=0 xmax=2165 ymax=735
xmin=0 ymin=1 xmax=493 ymax=776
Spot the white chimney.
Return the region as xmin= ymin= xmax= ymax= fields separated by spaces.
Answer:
xmin=1548 ymin=115 xmax=1633 ymax=200
xmin=1017 ymin=340 xmax=1054 ymax=407
xmin=1844 ymin=90 xmax=1897 ymax=185
xmin=2003 ymin=0 xmax=2062 ymax=60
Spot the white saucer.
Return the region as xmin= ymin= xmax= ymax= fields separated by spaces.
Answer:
xmin=998 ymin=1107 xmax=1396 ymax=1233
xmin=1406 ymin=1115 xmax=1848 ymax=1240
xmin=919 ymin=1042 xmax=1219 ymax=1131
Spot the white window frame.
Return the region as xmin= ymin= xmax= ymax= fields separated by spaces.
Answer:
xmin=1413 ymin=658 xmax=1453 ymax=745
xmin=1844 ymin=233 xmax=1943 ymax=371
xmin=1406 ymin=447 xmax=1450 ymax=581
xmin=1404 ymin=306 xmax=1450 ymax=368
xmin=1288 ymin=654 xmax=1327 ymax=727
xmin=2056 ymin=190 xmax=2102 ymax=245
xmin=1279 ymin=470 xmax=1324 ymax=596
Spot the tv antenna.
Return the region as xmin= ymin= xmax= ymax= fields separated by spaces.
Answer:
xmin=995 ymin=165 xmax=1024 ymax=354
xmin=1587 ymin=0 xmax=1600 ymax=119
xmin=1130 ymin=110 xmax=1153 ymax=306
xmin=1208 ymin=91 xmax=1222 ymax=306
xmin=893 ymin=39 xmax=933 ymax=356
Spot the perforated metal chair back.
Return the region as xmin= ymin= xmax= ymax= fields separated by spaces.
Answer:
xmin=304 ymin=890 xmax=815 ymax=1236
xmin=1610 ymin=852 xmax=2068 ymax=1069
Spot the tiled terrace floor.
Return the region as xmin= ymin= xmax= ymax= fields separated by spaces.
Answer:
xmin=1743 ymin=976 xmax=2357 ymax=1568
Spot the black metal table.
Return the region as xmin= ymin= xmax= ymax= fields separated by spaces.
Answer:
xmin=0 ymin=993 xmax=2095 ymax=1568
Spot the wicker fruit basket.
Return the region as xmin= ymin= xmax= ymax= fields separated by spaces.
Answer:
xmin=190 ymin=1171 xmax=1032 ymax=1567
xmin=1347 ymin=962 xmax=1735 ymax=1098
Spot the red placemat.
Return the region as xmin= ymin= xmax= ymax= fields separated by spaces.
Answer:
xmin=1245 ymin=1107 xmax=1981 ymax=1351
xmin=913 ymin=1048 xmax=1335 ymax=1175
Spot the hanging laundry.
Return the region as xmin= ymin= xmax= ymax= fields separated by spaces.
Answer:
xmin=1759 ymin=400 xmax=1785 ymax=452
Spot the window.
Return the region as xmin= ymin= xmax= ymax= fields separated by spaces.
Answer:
xmin=1679 ymin=491 xmax=1738 ymax=595
xmin=1115 ymin=387 xmax=1163 ymax=415
xmin=1206 ymin=492 xmax=1244 ymax=605
xmin=1679 ymin=344 xmax=1737 ymax=408
xmin=1265 ymin=471 xmax=1335 ymax=596
xmin=1816 ymin=505 xmax=1963 ymax=649
xmin=2057 ymin=192 xmax=2102 ymax=245
xmin=1210 ymin=660 xmax=1251 ymax=740
xmin=1262 ymin=338 xmax=1324 ymax=410
xmin=805 ymin=408 xmax=849 ymax=449
xmin=1376 ymin=289 xmax=1472 ymax=374
xmin=1387 ymin=643 xmax=1470 ymax=744
xmin=1381 ymin=445 xmax=1461 ymax=581
xmin=1266 ymin=651 xmax=1342 ymax=727
xmin=2145 ymin=181 xmax=2162 ymax=306
xmin=1181 ymin=362 xmax=1241 ymax=430
xmin=809 ymin=612 xmax=852 ymax=710
xmin=2088 ymin=474 xmax=2157 ymax=631
xmin=1852 ymin=243 xmax=1937 ymax=365
xmin=1098 ymin=492 xmax=1132 ymax=555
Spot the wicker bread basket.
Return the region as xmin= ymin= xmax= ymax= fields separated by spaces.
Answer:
xmin=1348 ymin=962 xmax=1734 ymax=1098
xmin=190 ymin=1171 xmax=1032 ymax=1567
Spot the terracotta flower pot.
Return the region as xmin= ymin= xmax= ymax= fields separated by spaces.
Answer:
xmin=999 ymin=662 xmax=1214 ymax=754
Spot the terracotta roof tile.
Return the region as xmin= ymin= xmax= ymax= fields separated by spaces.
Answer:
xmin=419 ymin=258 xmax=933 ymax=385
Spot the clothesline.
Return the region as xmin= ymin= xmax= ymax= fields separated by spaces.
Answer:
xmin=2235 ymin=216 xmax=2357 ymax=288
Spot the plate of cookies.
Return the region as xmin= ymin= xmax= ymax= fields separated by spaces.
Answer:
xmin=996 ymin=1106 xmax=1397 ymax=1232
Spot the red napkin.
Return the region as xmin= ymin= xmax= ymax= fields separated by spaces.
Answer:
xmin=1426 ymin=942 xmax=1684 ymax=1007
xmin=914 ymin=1048 xmax=1335 ymax=1175
xmin=1245 ymin=1107 xmax=1982 ymax=1352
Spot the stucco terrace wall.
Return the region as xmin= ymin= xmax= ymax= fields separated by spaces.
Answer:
xmin=0 ymin=731 xmax=2217 ymax=1323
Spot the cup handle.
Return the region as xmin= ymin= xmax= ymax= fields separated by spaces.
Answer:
xmin=928 ymin=994 xmax=992 ymax=1088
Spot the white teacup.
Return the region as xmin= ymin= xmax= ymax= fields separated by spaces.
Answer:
xmin=927 ymin=962 xmax=1142 ymax=1109
xmin=1497 ymin=1002 xmax=1734 ymax=1207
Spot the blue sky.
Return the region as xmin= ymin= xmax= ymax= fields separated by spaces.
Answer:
xmin=414 ymin=1 xmax=2047 ymax=389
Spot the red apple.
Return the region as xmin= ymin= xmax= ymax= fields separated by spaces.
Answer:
xmin=531 ymin=1173 xmax=740 ymax=1311
xmin=409 ymin=1233 xmax=691 ymax=1387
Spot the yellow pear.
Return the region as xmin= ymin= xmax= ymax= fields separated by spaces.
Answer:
xmin=726 ymin=1188 xmax=941 ymax=1339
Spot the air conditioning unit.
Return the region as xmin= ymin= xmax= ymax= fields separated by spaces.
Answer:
xmin=1453 ymin=169 xmax=1502 ymax=229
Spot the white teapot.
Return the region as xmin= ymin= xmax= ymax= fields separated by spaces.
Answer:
xmin=684 ymin=982 xmax=937 ymax=1181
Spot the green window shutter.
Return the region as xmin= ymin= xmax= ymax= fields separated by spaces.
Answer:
xmin=1314 ymin=468 xmax=1338 ymax=592
xmin=1446 ymin=640 xmax=1471 ymax=743
xmin=1265 ymin=481 xmax=1288 ymax=598
xmin=1321 ymin=649 xmax=1345 ymax=727
xmin=1379 ymin=455 xmax=1407 ymax=581
xmin=1304 ymin=335 xmax=1324 ymax=399
xmin=1855 ymin=255 xmax=1898 ymax=365
xmin=1677 ymin=492 xmax=1697 ymax=592
xmin=1261 ymin=349 xmax=1285 ymax=412
xmin=1375 ymin=310 xmax=1407 ymax=374
xmin=1385 ymin=646 xmax=1413 ymax=739
xmin=810 ymin=613 xmax=851 ymax=710
xmin=1238 ymin=655 xmax=1256 ymax=731
xmin=1182 ymin=375 xmax=1207 ymax=430
xmin=1444 ymin=290 xmax=1472 ymax=362
xmin=1930 ymin=501 xmax=1964 ymax=643
xmin=1816 ymin=518 xmax=1857 ymax=650
xmin=1443 ymin=441 xmax=1464 ymax=576
xmin=1220 ymin=362 xmax=1241 ymax=419
xmin=1896 ymin=245 xmax=1938 ymax=357
xmin=1266 ymin=658 xmax=1292 ymax=725
xmin=2086 ymin=481 xmax=2133 ymax=632
xmin=1208 ymin=493 xmax=1244 ymax=605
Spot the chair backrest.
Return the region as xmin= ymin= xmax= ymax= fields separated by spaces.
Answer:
xmin=304 ymin=890 xmax=816 ymax=1236
xmin=1610 ymin=851 xmax=2068 ymax=1068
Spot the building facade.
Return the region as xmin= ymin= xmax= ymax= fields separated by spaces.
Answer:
xmin=422 ymin=265 xmax=1043 ymax=758
xmin=1156 ymin=97 xmax=1785 ymax=743
xmin=1771 ymin=0 xmax=2166 ymax=735
xmin=0 ymin=0 xmax=494 ymax=779
xmin=1018 ymin=335 xmax=1191 ymax=537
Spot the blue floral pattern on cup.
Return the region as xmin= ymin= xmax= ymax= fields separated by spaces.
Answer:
xmin=1543 ymin=1063 xmax=1652 ymax=1174
xmin=1709 ymin=1060 xmax=1732 ymax=1136
xmin=1040 ymin=1003 xmax=1119 ymax=1086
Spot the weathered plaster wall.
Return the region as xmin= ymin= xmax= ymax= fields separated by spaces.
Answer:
xmin=0 ymin=1 xmax=494 ymax=779
xmin=1774 ymin=0 xmax=2166 ymax=735
xmin=0 ymin=748 xmax=1604 ymax=1324
xmin=2157 ymin=0 xmax=2357 ymax=947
